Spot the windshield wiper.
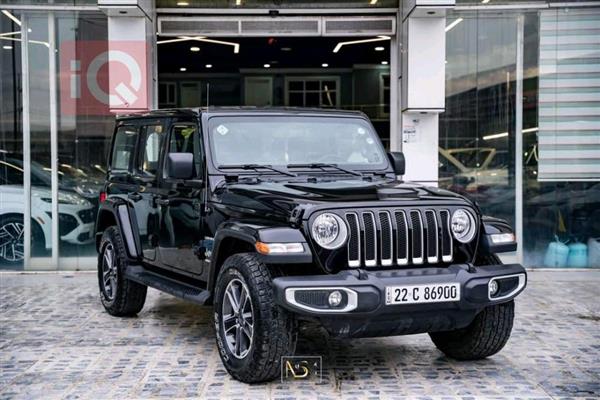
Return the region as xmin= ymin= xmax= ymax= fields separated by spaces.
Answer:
xmin=219 ymin=164 xmax=297 ymax=177
xmin=287 ymin=163 xmax=363 ymax=177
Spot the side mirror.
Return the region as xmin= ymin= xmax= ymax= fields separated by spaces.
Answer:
xmin=387 ymin=152 xmax=405 ymax=175
xmin=167 ymin=152 xmax=194 ymax=179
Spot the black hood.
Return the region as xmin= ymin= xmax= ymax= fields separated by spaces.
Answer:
xmin=211 ymin=177 xmax=471 ymax=221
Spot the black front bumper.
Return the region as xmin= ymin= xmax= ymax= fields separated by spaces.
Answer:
xmin=272 ymin=263 xmax=526 ymax=338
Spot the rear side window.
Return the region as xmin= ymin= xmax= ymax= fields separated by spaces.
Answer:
xmin=111 ymin=126 xmax=138 ymax=171
xmin=138 ymin=124 xmax=165 ymax=176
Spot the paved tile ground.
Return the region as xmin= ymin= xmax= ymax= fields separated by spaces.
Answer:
xmin=0 ymin=270 xmax=599 ymax=399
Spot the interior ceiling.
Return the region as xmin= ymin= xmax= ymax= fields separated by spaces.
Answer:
xmin=155 ymin=0 xmax=400 ymax=9
xmin=157 ymin=36 xmax=390 ymax=73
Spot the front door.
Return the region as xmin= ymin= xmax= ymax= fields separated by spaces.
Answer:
xmin=131 ymin=120 xmax=166 ymax=262
xmin=157 ymin=121 xmax=204 ymax=276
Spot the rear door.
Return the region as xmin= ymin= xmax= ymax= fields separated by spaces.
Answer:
xmin=157 ymin=121 xmax=204 ymax=276
xmin=130 ymin=119 xmax=166 ymax=262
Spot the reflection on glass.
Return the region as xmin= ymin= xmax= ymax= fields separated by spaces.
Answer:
xmin=0 ymin=10 xmax=112 ymax=269
xmin=439 ymin=13 xmax=517 ymax=228
xmin=522 ymin=9 xmax=600 ymax=268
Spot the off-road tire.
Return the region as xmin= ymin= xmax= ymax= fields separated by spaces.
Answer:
xmin=98 ymin=226 xmax=147 ymax=316
xmin=214 ymin=253 xmax=297 ymax=383
xmin=429 ymin=300 xmax=514 ymax=360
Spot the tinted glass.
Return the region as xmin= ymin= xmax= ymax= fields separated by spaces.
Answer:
xmin=169 ymin=124 xmax=201 ymax=177
xmin=138 ymin=124 xmax=164 ymax=176
xmin=111 ymin=126 xmax=138 ymax=171
xmin=208 ymin=116 xmax=387 ymax=169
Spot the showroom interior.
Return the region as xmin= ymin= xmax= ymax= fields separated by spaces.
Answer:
xmin=0 ymin=0 xmax=598 ymax=270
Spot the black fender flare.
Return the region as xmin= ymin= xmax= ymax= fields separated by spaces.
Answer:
xmin=95 ymin=197 xmax=142 ymax=260
xmin=207 ymin=221 xmax=312 ymax=292
xmin=479 ymin=216 xmax=517 ymax=254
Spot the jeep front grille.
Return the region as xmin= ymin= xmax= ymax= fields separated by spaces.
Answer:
xmin=345 ymin=209 xmax=453 ymax=267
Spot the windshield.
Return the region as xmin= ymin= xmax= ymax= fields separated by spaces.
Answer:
xmin=208 ymin=116 xmax=388 ymax=170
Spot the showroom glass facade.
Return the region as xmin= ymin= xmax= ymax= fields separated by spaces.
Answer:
xmin=441 ymin=4 xmax=600 ymax=268
xmin=1 ymin=1 xmax=598 ymax=270
xmin=0 ymin=8 xmax=113 ymax=269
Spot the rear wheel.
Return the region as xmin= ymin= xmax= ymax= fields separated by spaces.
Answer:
xmin=214 ymin=253 xmax=297 ymax=383
xmin=98 ymin=226 xmax=147 ymax=316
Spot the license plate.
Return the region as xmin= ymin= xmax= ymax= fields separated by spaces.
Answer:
xmin=385 ymin=283 xmax=460 ymax=305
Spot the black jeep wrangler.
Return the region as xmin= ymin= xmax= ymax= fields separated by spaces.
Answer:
xmin=96 ymin=107 xmax=526 ymax=383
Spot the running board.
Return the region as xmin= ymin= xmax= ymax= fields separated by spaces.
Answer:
xmin=124 ymin=265 xmax=210 ymax=305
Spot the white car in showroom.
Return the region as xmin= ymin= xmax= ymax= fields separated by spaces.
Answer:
xmin=0 ymin=161 xmax=96 ymax=265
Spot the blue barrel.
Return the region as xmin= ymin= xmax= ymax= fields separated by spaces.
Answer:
xmin=567 ymin=242 xmax=588 ymax=268
xmin=544 ymin=239 xmax=569 ymax=268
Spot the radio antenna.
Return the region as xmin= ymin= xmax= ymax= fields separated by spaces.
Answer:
xmin=206 ymin=83 xmax=210 ymax=112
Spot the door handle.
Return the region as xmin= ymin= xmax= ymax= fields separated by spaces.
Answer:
xmin=155 ymin=198 xmax=170 ymax=206
xmin=128 ymin=193 xmax=142 ymax=201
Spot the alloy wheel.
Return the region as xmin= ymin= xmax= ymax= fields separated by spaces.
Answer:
xmin=221 ymin=278 xmax=254 ymax=359
xmin=0 ymin=222 xmax=25 ymax=262
xmin=101 ymin=243 xmax=117 ymax=301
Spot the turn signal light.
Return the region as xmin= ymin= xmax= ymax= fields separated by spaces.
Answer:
xmin=255 ymin=242 xmax=304 ymax=255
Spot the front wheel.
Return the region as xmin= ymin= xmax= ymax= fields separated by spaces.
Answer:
xmin=429 ymin=300 xmax=514 ymax=360
xmin=214 ymin=253 xmax=296 ymax=383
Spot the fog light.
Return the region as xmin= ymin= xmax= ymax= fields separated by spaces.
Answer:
xmin=328 ymin=290 xmax=342 ymax=307
xmin=489 ymin=280 xmax=499 ymax=296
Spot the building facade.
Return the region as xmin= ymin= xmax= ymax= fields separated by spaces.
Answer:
xmin=0 ymin=0 xmax=598 ymax=270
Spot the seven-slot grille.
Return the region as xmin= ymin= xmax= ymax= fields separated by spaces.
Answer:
xmin=344 ymin=209 xmax=453 ymax=267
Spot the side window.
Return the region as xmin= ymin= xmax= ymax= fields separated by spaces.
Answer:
xmin=111 ymin=126 xmax=138 ymax=172
xmin=0 ymin=160 xmax=23 ymax=185
xmin=167 ymin=124 xmax=201 ymax=178
xmin=138 ymin=124 xmax=164 ymax=177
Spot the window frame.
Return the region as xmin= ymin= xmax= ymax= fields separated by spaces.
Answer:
xmin=162 ymin=121 xmax=203 ymax=182
xmin=284 ymin=76 xmax=341 ymax=108
xmin=108 ymin=124 xmax=140 ymax=174
xmin=136 ymin=121 xmax=167 ymax=179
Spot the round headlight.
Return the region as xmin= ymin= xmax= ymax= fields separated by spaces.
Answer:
xmin=451 ymin=209 xmax=477 ymax=243
xmin=311 ymin=213 xmax=348 ymax=250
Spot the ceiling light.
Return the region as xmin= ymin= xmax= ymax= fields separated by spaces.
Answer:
xmin=381 ymin=61 xmax=388 ymax=65
xmin=483 ymin=132 xmax=508 ymax=141
xmin=445 ymin=18 xmax=463 ymax=33
xmin=322 ymin=63 xmax=329 ymax=67
xmin=333 ymin=35 xmax=390 ymax=53
xmin=263 ymin=64 xmax=271 ymax=68
xmin=157 ymin=36 xmax=240 ymax=54
xmin=189 ymin=36 xmax=240 ymax=53
xmin=375 ymin=46 xmax=385 ymax=51
xmin=3 ymin=45 xmax=12 ymax=50
xmin=190 ymin=46 xmax=200 ymax=52
xmin=236 ymin=0 xmax=242 ymax=4
xmin=2 ymin=10 xmax=22 ymax=27
xmin=205 ymin=64 xmax=212 ymax=68
xmin=176 ymin=1 xmax=189 ymax=6
xmin=281 ymin=47 xmax=292 ymax=51
xmin=481 ymin=0 xmax=490 ymax=3
xmin=370 ymin=0 xmax=378 ymax=4
xmin=180 ymin=67 xmax=187 ymax=72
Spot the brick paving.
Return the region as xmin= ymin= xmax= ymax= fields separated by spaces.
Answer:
xmin=0 ymin=270 xmax=599 ymax=399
